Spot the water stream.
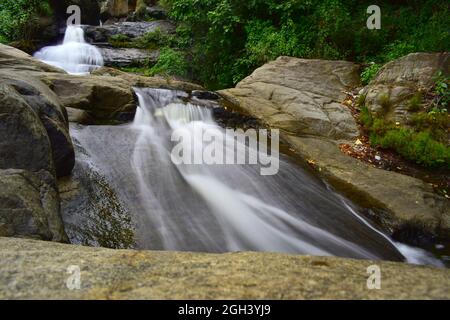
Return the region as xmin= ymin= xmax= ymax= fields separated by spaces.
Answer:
xmin=34 ymin=25 xmax=103 ymax=74
xmin=70 ymin=88 xmax=443 ymax=266
xmin=35 ymin=26 xmax=443 ymax=266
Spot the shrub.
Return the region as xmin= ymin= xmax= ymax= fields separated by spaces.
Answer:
xmin=371 ymin=129 xmax=450 ymax=168
xmin=149 ymin=47 xmax=188 ymax=77
xmin=408 ymin=92 xmax=423 ymax=112
xmin=0 ymin=0 xmax=52 ymax=43
xmin=361 ymin=63 xmax=381 ymax=85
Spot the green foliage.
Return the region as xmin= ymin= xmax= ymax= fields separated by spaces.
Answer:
xmin=432 ymin=71 xmax=450 ymax=110
xmin=149 ymin=47 xmax=188 ymax=77
xmin=160 ymin=0 xmax=450 ymax=89
xmin=371 ymin=129 xmax=450 ymax=168
xmin=0 ymin=0 xmax=52 ymax=43
xmin=359 ymin=105 xmax=373 ymax=128
xmin=361 ymin=63 xmax=381 ymax=85
xmin=360 ymin=107 xmax=450 ymax=169
xmin=408 ymin=92 xmax=423 ymax=112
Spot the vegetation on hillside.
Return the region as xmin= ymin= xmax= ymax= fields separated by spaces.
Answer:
xmin=358 ymin=73 xmax=450 ymax=169
xmin=0 ymin=0 xmax=52 ymax=46
xmin=155 ymin=0 xmax=449 ymax=89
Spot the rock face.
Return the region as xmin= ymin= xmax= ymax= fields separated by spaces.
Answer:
xmin=0 ymin=171 xmax=67 ymax=242
xmin=363 ymin=53 xmax=450 ymax=124
xmin=221 ymin=57 xmax=360 ymax=141
xmin=220 ymin=55 xmax=450 ymax=244
xmin=0 ymin=237 xmax=449 ymax=299
xmin=98 ymin=46 xmax=158 ymax=67
xmin=83 ymin=21 xmax=175 ymax=43
xmin=0 ymin=44 xmax=73 ymax=242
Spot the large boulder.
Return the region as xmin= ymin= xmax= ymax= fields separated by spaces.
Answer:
xmin=41 ymin=73 xmax=136 ymax=121
xmin=220 ymin=56 xmax=360 ymax=141
xmin=0 ymin=237 xmax=449 ymax=299
xmin=0 ymin=170 xmax=67 ymax=242
xmin=0 ymin=84 xmax=54 ymax=174
xmin=0 ymin=73 xmax=75 ymax=177
xmin=0 ymin=44 xmax=73 ymax=242
xmin=363 ymin=52 xmax=450 ymax=124
xmin=220 ymin=55 xmax=450 ymax=244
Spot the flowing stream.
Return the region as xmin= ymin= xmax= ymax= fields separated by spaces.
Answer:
xmin=70 ymin=88 xmax=442 ymax=266
xmin=35 ymin=26 xmax=442 ymax=266
xmin=34 ymin=25 xmax=103 ymax=74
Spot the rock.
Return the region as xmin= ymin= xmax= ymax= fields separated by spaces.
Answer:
xmin=83 ymin=21 xmax=175 ymax=43
xmin=0 ymin=44 xmax=64 ymax=74
xmin=92 ymin=66 xmax=203 ymax=91
xmin=220 ymin=56 xmax=360 ymax=141
xmin=58 ymin=131 xmax=135 ymax=248
xmin=40 ymin=73 xmax=136 ymax=121
xmin=0 ymin=170 xmax=67 ymax=242
xmin=0 ymin=84 xmax=54 ymax=175
xmin=98 ymin=45 xmax=159 ymax=67
xmin=0 ymin=73 xmax=75 ymax=177
xmin=219 ymin=55 xmax=450 ymax=245
xmin=192 ymin=90 xmax=220 ymax=100
xmin=0 ymin=237 xmax=449 ymax=299
xmin=283 ymin=136 xmax=450 ymax=241
xmin=363 ymin=52 xmax=450 ymax=124
xmin=100 ymin=0 xmax=133 ymax=20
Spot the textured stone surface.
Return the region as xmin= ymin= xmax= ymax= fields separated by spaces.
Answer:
xmin=99 ymin=46 xmax=159 ymax=67
xmin=0 ymin=237 xmax=449 ymax=299
xmin=363 ymin=52 xmax=450 ymax=124
xmin=220 ymin=56 xmax=360 ymax=141
xmin=0 ymin=171 xmax=67 ymax=242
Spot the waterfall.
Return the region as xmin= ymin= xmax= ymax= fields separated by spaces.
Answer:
xmin=34 ymin=25 xmax=104 ymax=75
xmin=68 ymin=88 xmax=443 ymax=266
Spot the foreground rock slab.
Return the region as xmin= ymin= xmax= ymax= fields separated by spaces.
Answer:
xmin=0 ymin=237 xmax=449 ymax=299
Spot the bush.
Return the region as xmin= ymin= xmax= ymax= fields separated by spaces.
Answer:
xmin=0 ymin=0 xmax=52 ymax=43
xmin=149 ymin=47 xmax=188 ymax=77
xmin=408 ymin=92 xmax=423 ymax=112
xmin=161 ymin=0 xmax=450 ymax=89
xmin=371 ymin=129 xmax=450 ymax=168
xmin=361 ymin=63 xmax=381 ymax=85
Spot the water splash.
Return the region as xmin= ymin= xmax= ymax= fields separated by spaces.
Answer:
xmin=34 ymin=25 xmax=103 ymax=75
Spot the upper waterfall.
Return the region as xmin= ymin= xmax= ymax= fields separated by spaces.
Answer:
xmin=34 ymin=25 xmax=104 ymax=75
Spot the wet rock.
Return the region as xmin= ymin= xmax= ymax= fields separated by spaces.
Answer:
xmin=192 ymin=90 xmax=220 ymax=100
xmin=98 ymin=46 xmax=159 ymax=67
xmin=58 ymin=134 xmax=135 ymax=249
xmin=0 ymin=170 xmax=68 ymax=242
xmin=0 ymin=237 xmax=449 ymax=299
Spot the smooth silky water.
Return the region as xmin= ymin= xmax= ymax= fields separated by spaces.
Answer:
xmin=34 ymin=25 xmax=103 ymax=74
xmin=36 ymin=27 xmax=441 ymax=265
xmin=70 ymin=88 xmax=443 ymax=266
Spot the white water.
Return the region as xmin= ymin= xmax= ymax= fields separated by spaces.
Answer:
xmin=125 ymin=88 xmax=442 ymax=265
xmin=34 ymin=25 xmax=103 ymax=75
xmin=67 ymin=86 xmax=443 ymax=266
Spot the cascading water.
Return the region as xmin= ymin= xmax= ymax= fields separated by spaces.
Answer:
xmin=69 ymin=88 xmax=443 ymax=266
xmin=34 ymin=25 xmax=103 ymax=75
